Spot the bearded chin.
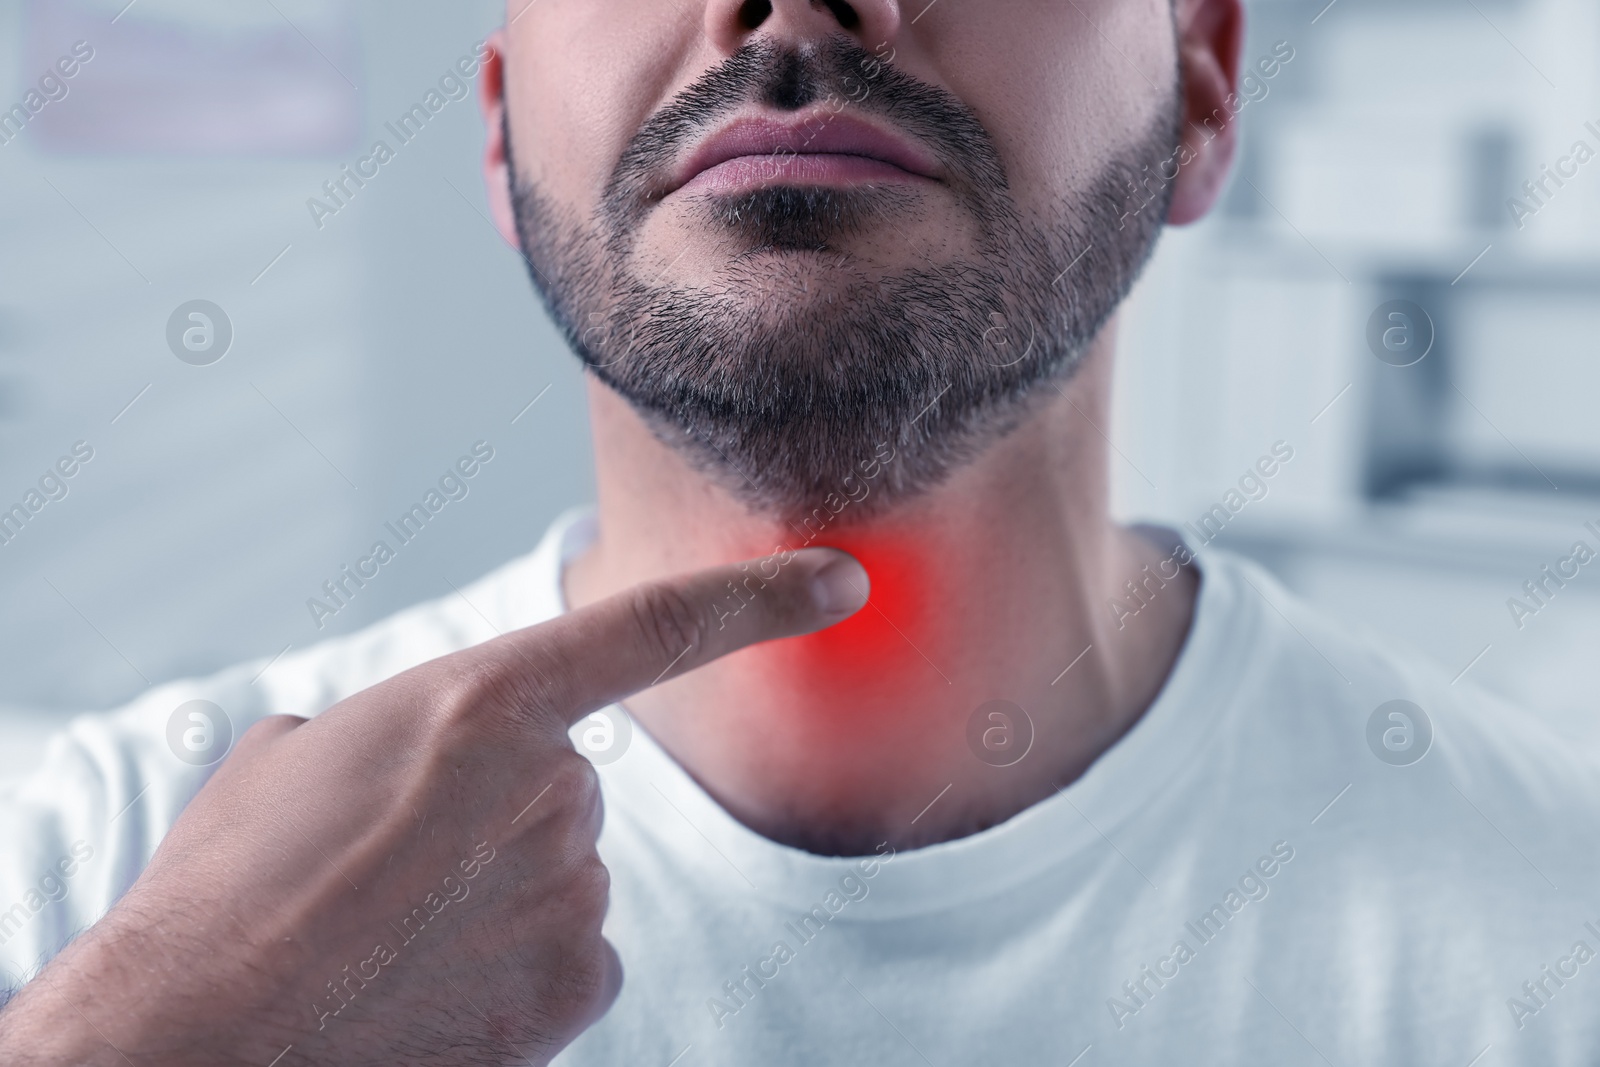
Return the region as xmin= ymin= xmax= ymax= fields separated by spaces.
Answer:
xmin=507 ymin=69 xmax=1177 ymax=525
xmin=572 ymin=235 xmax=1015 ymax=515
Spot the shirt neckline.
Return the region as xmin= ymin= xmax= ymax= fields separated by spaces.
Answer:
xmin=548 ymin=509 xmax=1261 ymax=919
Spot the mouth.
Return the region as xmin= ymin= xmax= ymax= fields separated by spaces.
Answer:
xmin=666 ymin=110 xmax=942 ymax=198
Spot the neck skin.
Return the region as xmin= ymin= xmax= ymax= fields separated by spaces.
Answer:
xmin=564 ymin=319 xmax=1198 ymax=856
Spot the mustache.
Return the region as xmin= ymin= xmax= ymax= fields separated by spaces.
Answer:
xmin=600 ymin=36 xmax=1009 ymax=229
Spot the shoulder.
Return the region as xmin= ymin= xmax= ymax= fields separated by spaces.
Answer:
xmin=1193 ymin=546 xmax=1600 ymax=825
xmin=1175 ymin=551 xmax=1600 ymax=1052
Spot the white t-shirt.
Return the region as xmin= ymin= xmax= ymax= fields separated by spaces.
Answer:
xmin=3 ymin=510 xmax=1599 ymax=1065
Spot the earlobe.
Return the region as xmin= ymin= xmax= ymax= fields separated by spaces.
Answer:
xmin=1167 ymin=0 xmax=1244 ymax=225
xmin=478 ymin=30 xmax=522 ymax=249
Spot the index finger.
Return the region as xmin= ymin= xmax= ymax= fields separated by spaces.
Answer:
xmin=485 ymin=545 xmax=870 ymax=728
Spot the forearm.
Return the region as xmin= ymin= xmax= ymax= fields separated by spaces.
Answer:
xmin=0 ymin=959 xmax=140 ymax=1067
xmin=0 ymin=916 xmax=255 ymax=1067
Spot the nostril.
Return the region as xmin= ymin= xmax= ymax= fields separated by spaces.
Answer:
xmin=819 ymin=0 xmax=860 ymax=30
xmin=738 ymin=0 xmax=772 ymax=30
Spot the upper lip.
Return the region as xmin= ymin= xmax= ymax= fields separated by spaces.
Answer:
xmin=667 ymin=111 xmax=942 ymax=193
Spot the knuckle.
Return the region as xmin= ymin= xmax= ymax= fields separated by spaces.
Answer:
xmin=546 ymin=855 xmax=611 ymax=933
xmin=566 ymin=857 xmax=611 ymax=914
xmin=514 ymin=924 xmax=612 ymax=1029
xmin=235 ymin=714 xmax=304 ymax=754
xmin=632 ymin=582 xmax=709 ymax=663
xmin=423 ymin=654 xmax=557 ymax=738
xmin=242 ymin=714 xmax=303 ymax=740
xmin=548 ymin=752 xmax=602 ymax=815
xmin=415 ymin=655 xmax=493 ymax=711
xmin=414 ymin=660 xmax=498 ymax=737
xmin=549 ymin=936 xmax=611 ymax=1014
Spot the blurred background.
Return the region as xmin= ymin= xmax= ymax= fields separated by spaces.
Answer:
xmin=1 ymin=0 xmax=1596 ymax=776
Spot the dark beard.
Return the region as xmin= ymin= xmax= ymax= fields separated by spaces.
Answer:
xmin=508 ymin=36 xmax=1178 ymax=523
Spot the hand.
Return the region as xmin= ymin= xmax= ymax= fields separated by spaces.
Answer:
xmin=0 ymin=548 xmax=868 ymax=1066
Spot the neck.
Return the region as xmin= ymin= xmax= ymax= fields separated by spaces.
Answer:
xmin=564 ymin=325 xmax=1197 ymax=855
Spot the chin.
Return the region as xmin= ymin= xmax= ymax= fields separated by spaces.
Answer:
xmin=679 ymin=182 xmax=924 ymax=254
xmin=713 ymin=258 xmax=878 ymax=326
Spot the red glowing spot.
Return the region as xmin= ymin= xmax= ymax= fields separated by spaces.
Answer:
xmin=801 ymin=534 xmax=934 ymax=676
xmin=725 ymin=529 xmax=952 ymax=711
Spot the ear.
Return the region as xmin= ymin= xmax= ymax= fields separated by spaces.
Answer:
xmin=478 ymin=29 xmax=521 ymax=249
xmin=1167 ymin=0 xmax=1244 ymax=225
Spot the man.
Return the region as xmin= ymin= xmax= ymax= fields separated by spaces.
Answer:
xmin=1 ymin=0 xmax=1597 ymax=1063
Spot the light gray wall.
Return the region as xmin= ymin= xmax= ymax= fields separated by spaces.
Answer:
xmin=0 ymin=0 xmax=592 ymax=722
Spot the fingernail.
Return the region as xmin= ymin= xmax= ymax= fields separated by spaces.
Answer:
xmin=810 ymin=555 xmax=870 ymax=616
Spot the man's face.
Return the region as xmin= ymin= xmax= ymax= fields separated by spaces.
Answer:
xmin=496 ymin=0 xmax=1182 ymax=518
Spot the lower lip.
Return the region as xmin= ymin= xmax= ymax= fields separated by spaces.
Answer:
xmin=677 ymin=153 xmax=930 ymax=196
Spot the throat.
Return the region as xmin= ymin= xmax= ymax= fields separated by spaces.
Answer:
xmin=569 ymin=510 xmax=1193 ymax=857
